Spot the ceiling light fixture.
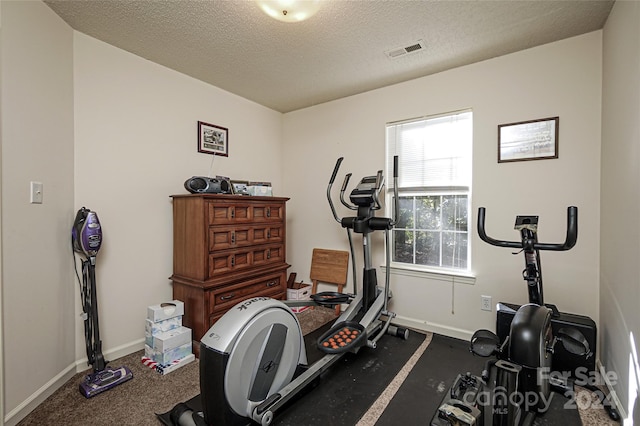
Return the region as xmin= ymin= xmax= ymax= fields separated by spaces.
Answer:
xmin=255 ymin=0 xmax=322 ymax=23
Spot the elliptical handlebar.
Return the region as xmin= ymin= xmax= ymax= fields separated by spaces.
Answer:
xmin=371 ymin=170 xmax=384 ymax=211
xmin=477 ymin=206 xmax=578 ymax=251
xmin=390 ymin=156 xmax=399 ymax=226
xmin=327 ymin=157 xmax=345 ymax=222
xmin=339 ymin=174 xmax=356 ymax=211
xmin=327 ymin=156 xmax=400 ymax=224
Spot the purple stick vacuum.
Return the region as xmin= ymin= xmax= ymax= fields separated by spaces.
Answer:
xmin=72 ymin=207 xmax=133 ymax=398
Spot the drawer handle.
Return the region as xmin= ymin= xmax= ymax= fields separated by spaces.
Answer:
xmin=231 ymin=255 xmax=235 ymax=267
xmin=230 ymin=207 xmax=235 ymax=219
xmin=266 ymin=207 xmax=271 ymax=218
xmin=267 ymin=229 xmax=271 ymax=239
xmin=220 ymin=293 xmax=235 ymax=301
xmin=267 ymin=281 xmax=277 ymax=287
xmin=266 ymin=249 xmax=271 ymax=259
xmin=231 ymin=231 xmax=235 ymax=244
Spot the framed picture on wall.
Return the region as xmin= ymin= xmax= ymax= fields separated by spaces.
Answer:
xmin=198 ymin=121 xmax=229 ymax=157
xmin=498 ymin=117 xmax=559 ymax=163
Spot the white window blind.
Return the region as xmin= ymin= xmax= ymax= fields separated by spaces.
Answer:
xmin=386 ymin=111 xmax=472 ymax=190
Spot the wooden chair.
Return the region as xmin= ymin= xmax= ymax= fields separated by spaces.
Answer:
xmin=310 ymin=248 xmax=350 ymax=315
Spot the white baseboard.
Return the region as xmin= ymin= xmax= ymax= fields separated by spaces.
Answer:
xmin=5 ymin=338 xmax=145 ymax=426
xmin=392 ymin=315 xmax=473 ymax=341
xmin=598 ymin=359 xmax=628 ymax=421
xmin=74 ymin=338 xmax=145 ymax=372
xmin=4 ymin=363 xmax=76 ymax=426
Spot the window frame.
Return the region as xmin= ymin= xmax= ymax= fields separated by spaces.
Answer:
xmin=385 ymin=110 xmax=473 ymax=278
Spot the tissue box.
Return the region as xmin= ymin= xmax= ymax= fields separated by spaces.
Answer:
xmin=147 ymin=300 xmax=184 ymax=322
xmin=152 ymin=326 xmax=192 ymax=353
xmin=145 ymin=342 xmax=192 ymax=365
xmin=145 ymin=316 xmax=182 ymax=347
xmin=247 ymin=182 xmax=272 ymax=196
xmin=287 ymin=282 xmax=311 ymax=313
xmin=141 ymin=353 xmax=195 ymax=375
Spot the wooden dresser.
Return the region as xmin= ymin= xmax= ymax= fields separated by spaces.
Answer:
xmin=170 ymin=194 xmax=289 ymax=355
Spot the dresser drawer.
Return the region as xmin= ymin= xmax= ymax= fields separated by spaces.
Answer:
xmin=209 ymin=224 xmax=283 ymax=251
xmin=207 ymin=201 xmax=285 ymax=225
xmin=208 ymin=244 xmax=285 ymax=278
xmin=252 ymin=244 xmax=284 ymax=267
xmin=209 ymin=273 xmax=284 ymax=314
xmin=208 ymin=291 xmax=286 ymax=329
xmin=251 ymin=204 xmax=284 ymax=221
xmin=208 ymin=202 xmax=251 ymax=225
xmin=252 ymin=224 xmax=283 ymax=244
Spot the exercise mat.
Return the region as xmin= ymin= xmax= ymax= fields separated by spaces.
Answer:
xmin=375 ymin=333 xmax=583 ymax=426
xmin=158 ymin=324 xmax=426 ymax=425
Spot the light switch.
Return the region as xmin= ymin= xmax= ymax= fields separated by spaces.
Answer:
xmin=30 ymin=181 xmax=43 ymax=204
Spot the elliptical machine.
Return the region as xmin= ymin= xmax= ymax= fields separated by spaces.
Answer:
xmin=169 ymin=157 xmax=408 ymax=426
xmin=72 ymin=207 xmax=133 ymax=398
xmin=432 ymin=206 xmax=591 ymax=426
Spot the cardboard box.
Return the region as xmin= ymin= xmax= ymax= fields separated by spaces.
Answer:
xmin=145 ymin=342 xmax=192 ymax=365
xmin=145 ymin=316 xmax=182 ymax=347
xmin=152 ymin=326 xmax=192 ymax=353
xmin=147 ymin=300 xmax=184 ymax=322
xmin=287 ymin=282 xmax=311 ymax=313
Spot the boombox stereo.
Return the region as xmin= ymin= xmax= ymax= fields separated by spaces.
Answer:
xmin=184 ymin=176 xmax=231 ymax=194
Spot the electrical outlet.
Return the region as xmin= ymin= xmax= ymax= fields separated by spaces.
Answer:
xmin=481 ymin=295 xmax=492 ymax=311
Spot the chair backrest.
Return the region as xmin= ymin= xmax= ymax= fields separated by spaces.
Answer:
xmin=310 ymin=248 xmax=349 ymax=287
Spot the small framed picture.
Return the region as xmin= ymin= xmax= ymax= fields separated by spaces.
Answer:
xmin=498 ymin=117 xmax=559 ymax=163
xmin=198 ymin=121 xmax=228 ymax=157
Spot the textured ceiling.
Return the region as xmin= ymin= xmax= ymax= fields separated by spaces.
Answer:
xmin=44 ymin=0 xmax=614 ymax=113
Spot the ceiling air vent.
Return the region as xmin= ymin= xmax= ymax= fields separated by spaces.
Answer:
xmin=385 ymin=39 xmax=426 ymax=59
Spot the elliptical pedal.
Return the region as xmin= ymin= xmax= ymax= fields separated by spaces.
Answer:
xmin=317 ymin=322 xmax=367 ymax=354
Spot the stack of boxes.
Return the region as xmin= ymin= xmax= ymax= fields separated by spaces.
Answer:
xmin=143 ymin=300 xmax=194 ymax=374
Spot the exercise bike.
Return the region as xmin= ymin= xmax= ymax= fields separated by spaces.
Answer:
xmin=170 ymin=156 xmax=408 ymax=426
xmin=432 ymin=206 xmax=593 ymax=426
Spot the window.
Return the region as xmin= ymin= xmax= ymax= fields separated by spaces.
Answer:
xmin=386 ymin=110 xmax=472 ymax=273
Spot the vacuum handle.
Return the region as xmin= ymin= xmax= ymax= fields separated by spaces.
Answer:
xmin=477 ymin=206 xmax=578 ymax=251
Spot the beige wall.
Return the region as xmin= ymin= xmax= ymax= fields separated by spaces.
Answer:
xmin=600 ymin=0 xmax=640 ymax=419
xmin=72 ymin=33 xmax=284 ymax=362
xmin=1 ymin=1 xmax=75 ymax=423
xmin=283 ymin=31 xmax=603 ymax=339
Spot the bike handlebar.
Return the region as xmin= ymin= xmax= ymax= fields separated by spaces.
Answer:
xmin=477 ymin=206 xmax=578 ymax=251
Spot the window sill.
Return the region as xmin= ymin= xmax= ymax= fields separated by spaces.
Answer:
xmin=381 ymin=265 xmax=476 ymax=285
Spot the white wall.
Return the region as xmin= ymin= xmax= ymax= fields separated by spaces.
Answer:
xmin=1 ymin=1 xmax=75 ymax=422
xmin=600 ymin=0 xmax=640 ymax=419
xmin=73 ymin=33 xmax=284 ymax=359
xmin=283 ymin=31 xmax=602 ymax=339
